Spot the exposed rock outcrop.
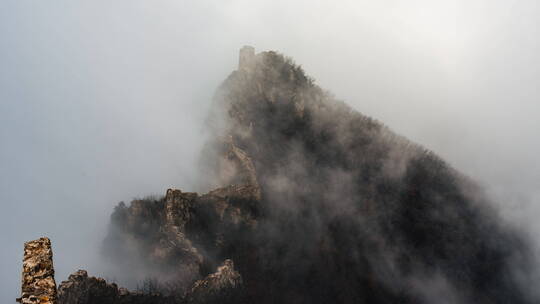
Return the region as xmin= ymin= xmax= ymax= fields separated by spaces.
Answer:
xmin=55 ymin=261 xmax=243 ymax=304
xmin=17 ymin=237 xmax=57 ymax=304
xmin=57 ymin=270 xmax=176 ymax=304
xmin=103 ymin=182 xmax=259 ymax=292
xmin=185 ymin=259 xmax=243 ymax=304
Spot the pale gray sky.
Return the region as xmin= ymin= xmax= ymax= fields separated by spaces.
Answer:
xmin=1 ymin=1 xmax=539 ymax=302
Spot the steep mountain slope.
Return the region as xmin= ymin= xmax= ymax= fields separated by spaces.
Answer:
xmin=102 ymin=47 xmax=532 ymax=304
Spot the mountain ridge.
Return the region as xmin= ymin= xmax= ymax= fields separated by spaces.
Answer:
xmin=105 ymin=47 xmax=534 ymax=303
xmin=18 ymin=47 xmax=533 ymax=304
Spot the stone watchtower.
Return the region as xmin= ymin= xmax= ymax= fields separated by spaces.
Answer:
xmin=17 ymin=238 xmax=57 ymax=304
xmin=238 ymin=45 xmax=255 ymax=70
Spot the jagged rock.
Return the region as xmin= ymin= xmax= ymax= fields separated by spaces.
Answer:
xmin=57 ymin=270 xmax=115 ymax=304
xmin=54 ymin=261 xmax=241 ymax=304
xmin=57 ymin=270 xmax=176 ymax=304
xmin=17 ymin=237 xmax=57 ymax=304
xmin=185 ymin=259 xmax=242 ymax=304
xmin=163 ymin=189 xmax=203 ymax=267
xmin=103 ymin=184 xmax=259 ymax=291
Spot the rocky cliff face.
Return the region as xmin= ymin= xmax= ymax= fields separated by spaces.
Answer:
xmin=55 ymin=259 xmax=241 ymax=304
xmin=29 ymin=47 xmax=533 ymax=304
xmin=57 ymin=270 xmax=176 ymax=304
xmin=103 ymin=182 xmax=259 ymax=290
xmin=184 ymin=259 xmax=243 ymax=304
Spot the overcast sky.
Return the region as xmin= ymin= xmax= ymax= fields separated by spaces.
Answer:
xmin=1 ymin=1 xmax=539 ymax=302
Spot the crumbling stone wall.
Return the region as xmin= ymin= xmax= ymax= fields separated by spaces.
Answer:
xmin=57 ymin=270 xmax=178 ymax=304
xmin=17 ymin=237 xmax=57 ymax=304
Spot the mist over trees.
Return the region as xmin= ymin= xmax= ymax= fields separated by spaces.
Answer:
xmin=101 ymin=50 xmax=536 ymax=303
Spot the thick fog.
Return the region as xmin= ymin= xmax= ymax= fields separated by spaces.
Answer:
xmin=1 ymin=0 xmax=539 ymax=303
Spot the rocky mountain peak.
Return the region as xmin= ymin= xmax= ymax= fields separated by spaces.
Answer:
xmin=17 ymin=48 xmax=533 ymax=304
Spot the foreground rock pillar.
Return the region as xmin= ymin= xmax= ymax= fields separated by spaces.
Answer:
xmin=17 ymin=237 xmax=57 ymax=304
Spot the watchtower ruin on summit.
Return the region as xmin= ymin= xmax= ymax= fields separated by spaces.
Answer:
xmin=238 ymin=46 xmax=255 ymax=70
